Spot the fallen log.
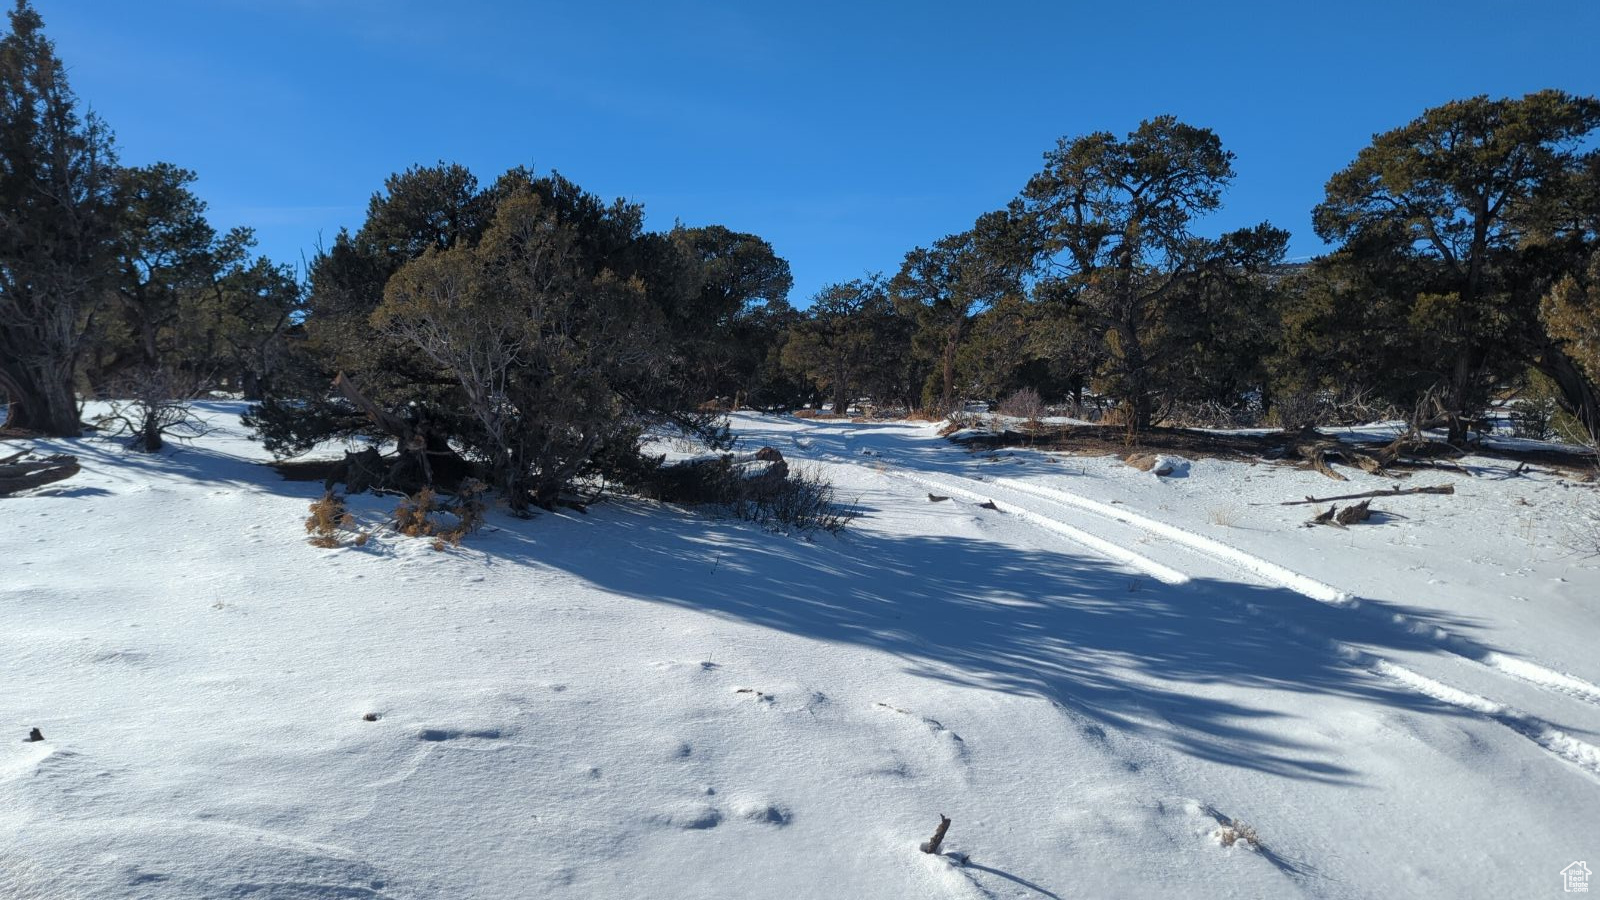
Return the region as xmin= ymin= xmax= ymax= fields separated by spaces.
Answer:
xmin=0 ymin=453 xmax=80 ymax=496
xmin=1278 ymin=484 xmax=1454 ymax=506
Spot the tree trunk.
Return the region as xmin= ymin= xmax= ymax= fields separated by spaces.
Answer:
xmin=1121 ymin=333 xmax=1152 ymax=432
xmin=1132 ymin=390 xmax=1154 ymax=432
xmin=140 ymin=415 xmax=164 ymax=452
xmin=1535 ymin=340 xmax=1600 ymax=444
xmin=1447 ymin=351 xmax=1473 ymax=444
xmin=0 ymin=367 xmax=80 ymax=436
xmin=940 ymin=326 xmax=960 ymax=410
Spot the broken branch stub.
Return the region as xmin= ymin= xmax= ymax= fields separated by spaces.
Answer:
xmin=920 ymin=814 xmax=952 ymax=854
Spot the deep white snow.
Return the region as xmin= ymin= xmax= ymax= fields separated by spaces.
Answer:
xmin=2 ymin=403 xmax=1598 ymax=898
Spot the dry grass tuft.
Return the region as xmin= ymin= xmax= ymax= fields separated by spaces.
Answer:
xmin=305 ymin=492 xmax=355 ymax=548
xmin=1207 ymin=503 xmax=1243 ymax=527
xmin=1214 ymin=818 xmax=1262 ymax=850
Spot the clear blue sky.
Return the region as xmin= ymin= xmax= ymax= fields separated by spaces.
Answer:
xmin=37 ymin=0 xmax=1600 ymax=303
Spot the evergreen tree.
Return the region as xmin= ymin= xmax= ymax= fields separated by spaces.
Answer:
xmin=0 ymin=0 xmax=117 ymax=434
xmin=1019 ymin=117 xmax=1284 ymax=431
xmin=669 ymin=224 xmax=795 ymax=403
xmin=1314 ymin=90 xmax=1600 ymax=441
xmin=781 ymin=276 xmax=911 ymax=414
xmin=890 ymin=211 xmax=1021 ymax=411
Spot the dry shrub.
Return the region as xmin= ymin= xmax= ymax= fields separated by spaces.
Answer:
xmin=1164 ymin=400 xmax=1260 ymax=429
xmin=394 ymin=487 xmax=439 ymax=537
xmin=1214 ymin=818 xmax=1261 ymax=850
xmin=1124 ymin=453 xmax=1158 ymax=472
xmin=636 ymin=456 xmax=853 ymax=535
xmin=393 ymin=479 xmax=490 ymax=549
xmin=1099 ymin=404 xmax=1133 ymax=430
xmin=939 ymin=411 xmax=986 ymax=437
xmin=731 ymin=465 xmax=854 ymax=535
xmin=305 ymin=492 xmax=354 ymax=548
xmin=92 ymin=366 xmax=214 ymax=452
xmin=1267 ymin=387 xmax=1399 ymax=430
xmin=997 ymin=387 xmax=1044 ymax=422
xmin=1207 ymin=503 xmax=1243 ymax=527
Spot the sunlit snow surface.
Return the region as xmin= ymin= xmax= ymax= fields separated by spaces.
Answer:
xmin=2 ymin=403 xmax=1597 ymax=898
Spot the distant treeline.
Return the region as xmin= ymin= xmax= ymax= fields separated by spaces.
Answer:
xmin=2 ymin=1 xmax=1597 ymax=509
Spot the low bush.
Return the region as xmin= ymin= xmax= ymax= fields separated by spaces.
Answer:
xmin=393 ymin=479 xmax=490 ymax=549
xmin=305 ymin=492 xmax=355 ymax=548
xmin=634 ymin=453 xmax=853 ymax=535
xmin=730 ymin=465 xmax=854 ymax=535
xmin=996 ymin=387 xmax=1044 ymax=422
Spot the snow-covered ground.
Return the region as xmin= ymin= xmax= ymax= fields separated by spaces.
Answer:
xmin=3 ymin=403 xmax=1598 ymax=898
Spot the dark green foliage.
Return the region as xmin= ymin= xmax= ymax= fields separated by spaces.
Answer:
xmin=1018 ymin=116 xmax=1287 ymax=430
xmin=780 ymin=276 xmax=915 ymax=414
xmin=1270 ymin=238 xmax=1437 ymax=416
xmin=82 ymin=162 xmax=300 ymax=397
xmin=891 ymin=212 xmax=1023 ymax=411
xmin=668 ymin=224 xmax=797 ymax=404
xmin=249 ymin=165 xmax=787 ymax=512
xmin=0 ymin=1 xmax=117 ymax=435
xmin=1312 ymin=90 xmax=1600 ymax=440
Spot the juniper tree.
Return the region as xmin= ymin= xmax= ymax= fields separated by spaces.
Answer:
xmin=781 ymin=276 xmax=912 ymax=414
xmin=246 ymin=165 xmax=770 ymax=510
xmin=1019 ymin=117 xmax=1285 ymax=431
xmin=890 ymin=211 xmax=1022 ymax=411
xmin=0 ymin=0 xmax=117 ymax=434
xmin=1314 ymin=90 xmax=1600 ymax=442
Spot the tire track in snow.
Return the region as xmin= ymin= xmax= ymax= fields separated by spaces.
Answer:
xmin=896 ymin=468 xmax=1600 ymax=781
xmin=887 ymin=469 xmax=1189 ymax=586
xmin=790 ymin=438 xmax=1600 ymax=781
xmin=981 ymin=472 xmax=1600 ymax=711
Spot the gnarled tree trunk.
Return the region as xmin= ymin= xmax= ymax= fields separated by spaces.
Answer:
xmin=0 ymin=366 xmax=80 ymax=436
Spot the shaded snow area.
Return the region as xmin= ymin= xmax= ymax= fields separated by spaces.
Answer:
xmin=4 ymin=403 xmax=1599 ymax=898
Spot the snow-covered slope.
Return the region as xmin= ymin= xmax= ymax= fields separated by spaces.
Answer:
xmin=2 ymin=403 xmax=1596 ymax=898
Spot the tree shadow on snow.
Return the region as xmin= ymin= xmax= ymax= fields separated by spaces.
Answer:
xmin=478 ymin=497 xmax=1544 ymax=788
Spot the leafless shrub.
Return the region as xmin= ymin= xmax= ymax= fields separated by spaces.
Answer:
xmin=637 ymin=456 xmax=853 ymax=535
xmin=996 ymin=387 xmax=1044 ymax=422
xmin=92 ymin=367 xmax=214 ymax=452
xmin=1268 ymin=387 xmax=1400 ymax=430
xmin=731 ymin=465 xmax=855 ymax=535
xmin=1165 ymin=400 xmax=1261 ymax=429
